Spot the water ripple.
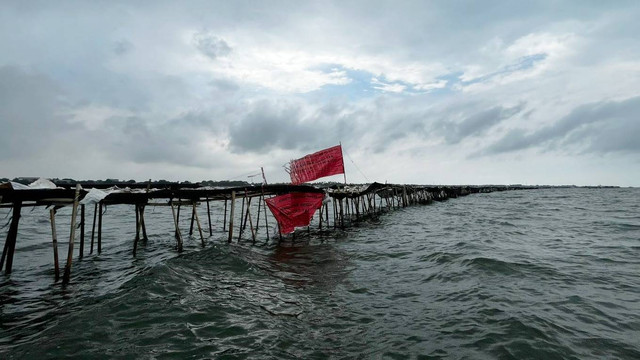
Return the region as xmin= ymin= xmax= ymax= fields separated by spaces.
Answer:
xmin=2 ymin=188 xmax=640 ymax=358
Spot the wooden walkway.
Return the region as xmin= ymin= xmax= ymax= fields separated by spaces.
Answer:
xmin=0 ymin=181 xmax=530 ymax=283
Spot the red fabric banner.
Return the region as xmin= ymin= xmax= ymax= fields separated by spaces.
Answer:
xmin=265 ymin=192 xmax=324 ymax=234
xmin=289 ymin=145 xmax=345 ymax=184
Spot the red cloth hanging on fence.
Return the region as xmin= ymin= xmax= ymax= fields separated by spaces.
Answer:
xmin=265 ymin=192 xmax=324 ymax=234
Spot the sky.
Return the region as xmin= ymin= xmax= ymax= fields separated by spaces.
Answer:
xmin=1 ymin=1 xmax=639 ymax=186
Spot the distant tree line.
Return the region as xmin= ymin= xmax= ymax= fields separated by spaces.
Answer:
xmin=1 ymin=177 xmax=250 ymax=187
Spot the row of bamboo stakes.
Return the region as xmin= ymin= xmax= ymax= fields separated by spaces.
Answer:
xmin=1 ymin=184 xmax=499 ymax=283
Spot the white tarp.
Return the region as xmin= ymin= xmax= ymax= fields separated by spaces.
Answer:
xmin=9 ymin=182 xmax=29 ymax=190
xmin=28 ymin=178 xmax=58 ymax=189
xmin=3 ymin=178 xmax=60 ymax=190
xmin=79 ymin=188 xmax=108 ymax=205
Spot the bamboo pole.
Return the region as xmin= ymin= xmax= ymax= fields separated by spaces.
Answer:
xmin=262 ymin=192 xmax=269 ymax=242
xmin=239 ymin=193 xmax=252 ymax=242
xmin=62 ymin=184 xmax=81 ymax=284
xmin=140 ymin=205 xmax=148 ymax=241
xmin=339 ymin=198 xmax=344 ymax=228
xmin=402 ymin=186 xmax=408 ymax=207
xmin=325 ymin=201 xmax=329 ymax=227
xmin=228 ymin=191 xmax=235 ymax=243
xmin=90 ymin=203 xmax=97 ymax=254
xmin=223 ymin=199 xmax=228 ymax=232
xmin=97 ymin=202 xmax=103 ymax=254
xmin=193 ymin=202 xmax=205 ymax=247
xmin=0 ymin=225 xmax=8 ymax=269
xmin=170 ymin=200 xmax=183 ymax=252
xmin=79 ymin=204 xmax=85 ymax=259
xmin=1 ymin=201 xmax=22 ymax=274
xmin=133 ymin=204 xmax=140 ymax=256
xmin=333 ymin=198 xmax=338 ymax=229
xmin=238 ymin=193 xmax=246 ymax=237
xmin=373 ymin=194 xmax=377 ymax=214
xmin=247 ymin=202 xmax=256 ymax=243
xmin=175 ymin=204 xmax=181 ymax=240
xmin=49 ymin=208 xmax=60 ymax=281
xmin=206 ymin=196 xmax=212 ymax=236
xmin=189 ymin=203 xmax=195 ymax=236
xmin=353 ymin=196 xmax=360 ymax=219
xmin=256 ymin=195 xmax=262 ymax=236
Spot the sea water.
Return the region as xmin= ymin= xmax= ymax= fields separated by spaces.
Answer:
xmin=1 ymin=188 xmax=639 ymax=359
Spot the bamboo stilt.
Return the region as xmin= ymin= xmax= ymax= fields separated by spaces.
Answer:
xmin=228 ymin=191 xmax=235 ymax=243
xmin=170 ymin=200 xmax=183 ymax=252
xmin=140 ymin=205 xmax=148 ymax=241
xmin=239 ymin=193 xmax=251 ymax=242
xmin=50 ymin=208 xmax=59 ymax=281
xmin=223 ymin=199 xmax=228 ymax=232
xmin=189 ymin=203 xmax=195 ymax=236
xmin=62 ymin=184 xmax=81 ymax=284
xmin=335 ymin=198 xmax=339 ymax=228
xmin=262 ymin=192 xmax=269 ymax=242
xmin=206 ymin=196 xmax=212 ymax=236
xmin=97 ymin=202 xmax=103 ymax=254
xmin=238 ymin=194 xmax=246 ymax=239
xmin=325 ymin=202 xmax=329 ymax=227
xmin=133 ymin=204 xmax=140 ymax=256
xmin=1 ymin=201 xmax=21 ymax=274
xmin=90 ymin=203 xmax=97 ymax=254
xmin=193 ymin=202 xmax=205 ymax=247
xmin=340 ymin=199 xmax=345 ymax=228
xmin=247 ymin=198 xmax=256 ymax=243
xmin=256 ymin=195 xmax=262 ymax=236
xmin=175 ymin=204 xmax=181 ymax=240
xmin=79 ymin=204 xmax=85 ymax=259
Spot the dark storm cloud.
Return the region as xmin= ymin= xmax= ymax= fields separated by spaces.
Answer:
xmin=193 ymin=31 xmax=231 ymax=60
xmin=208 ymin=77 xmax=239 ymax=93
xmin=483 ymin=96 xmax=640 ymax=155
xmin=367 ymin=101 xmax=527 ymax=154
xmin=228 ymin=100 xmax=357 ymax=153
xmin=113 ymin=40 xmax=133 ymax=56
xmin=100 ymin=111 xmax=221 ymax=167
xmin=0 ymin=66 xmax=67 ymax=159
xmin=437 ymin=103 xmax=526 ymax=144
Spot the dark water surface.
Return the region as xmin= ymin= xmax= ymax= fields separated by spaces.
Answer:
xmin=1 ymin=188 xmax=639 ymax=359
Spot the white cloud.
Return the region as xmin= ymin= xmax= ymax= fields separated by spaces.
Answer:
xmin=371 ymin=78 xmax=406 ymax=93
xmin=65 ymin=104 xmax=135 ymax=131
xmin=1 ymin=1 xmax=639 ymax=186
xmin=460 ymin=32 xmax=578 ymax=89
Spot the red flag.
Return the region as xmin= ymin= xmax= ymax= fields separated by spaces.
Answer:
xmin=289 ymin=145 xmax=345 ymax=184
xmin=265 ymin=192 xmax=324 ymax=234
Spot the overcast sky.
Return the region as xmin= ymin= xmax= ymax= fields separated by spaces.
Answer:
xmin=1 ymin=1 xmax=639 ymax=186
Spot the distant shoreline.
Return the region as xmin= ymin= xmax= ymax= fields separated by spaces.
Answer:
xmin=0 ymin=177 xmax=624 ymax=189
